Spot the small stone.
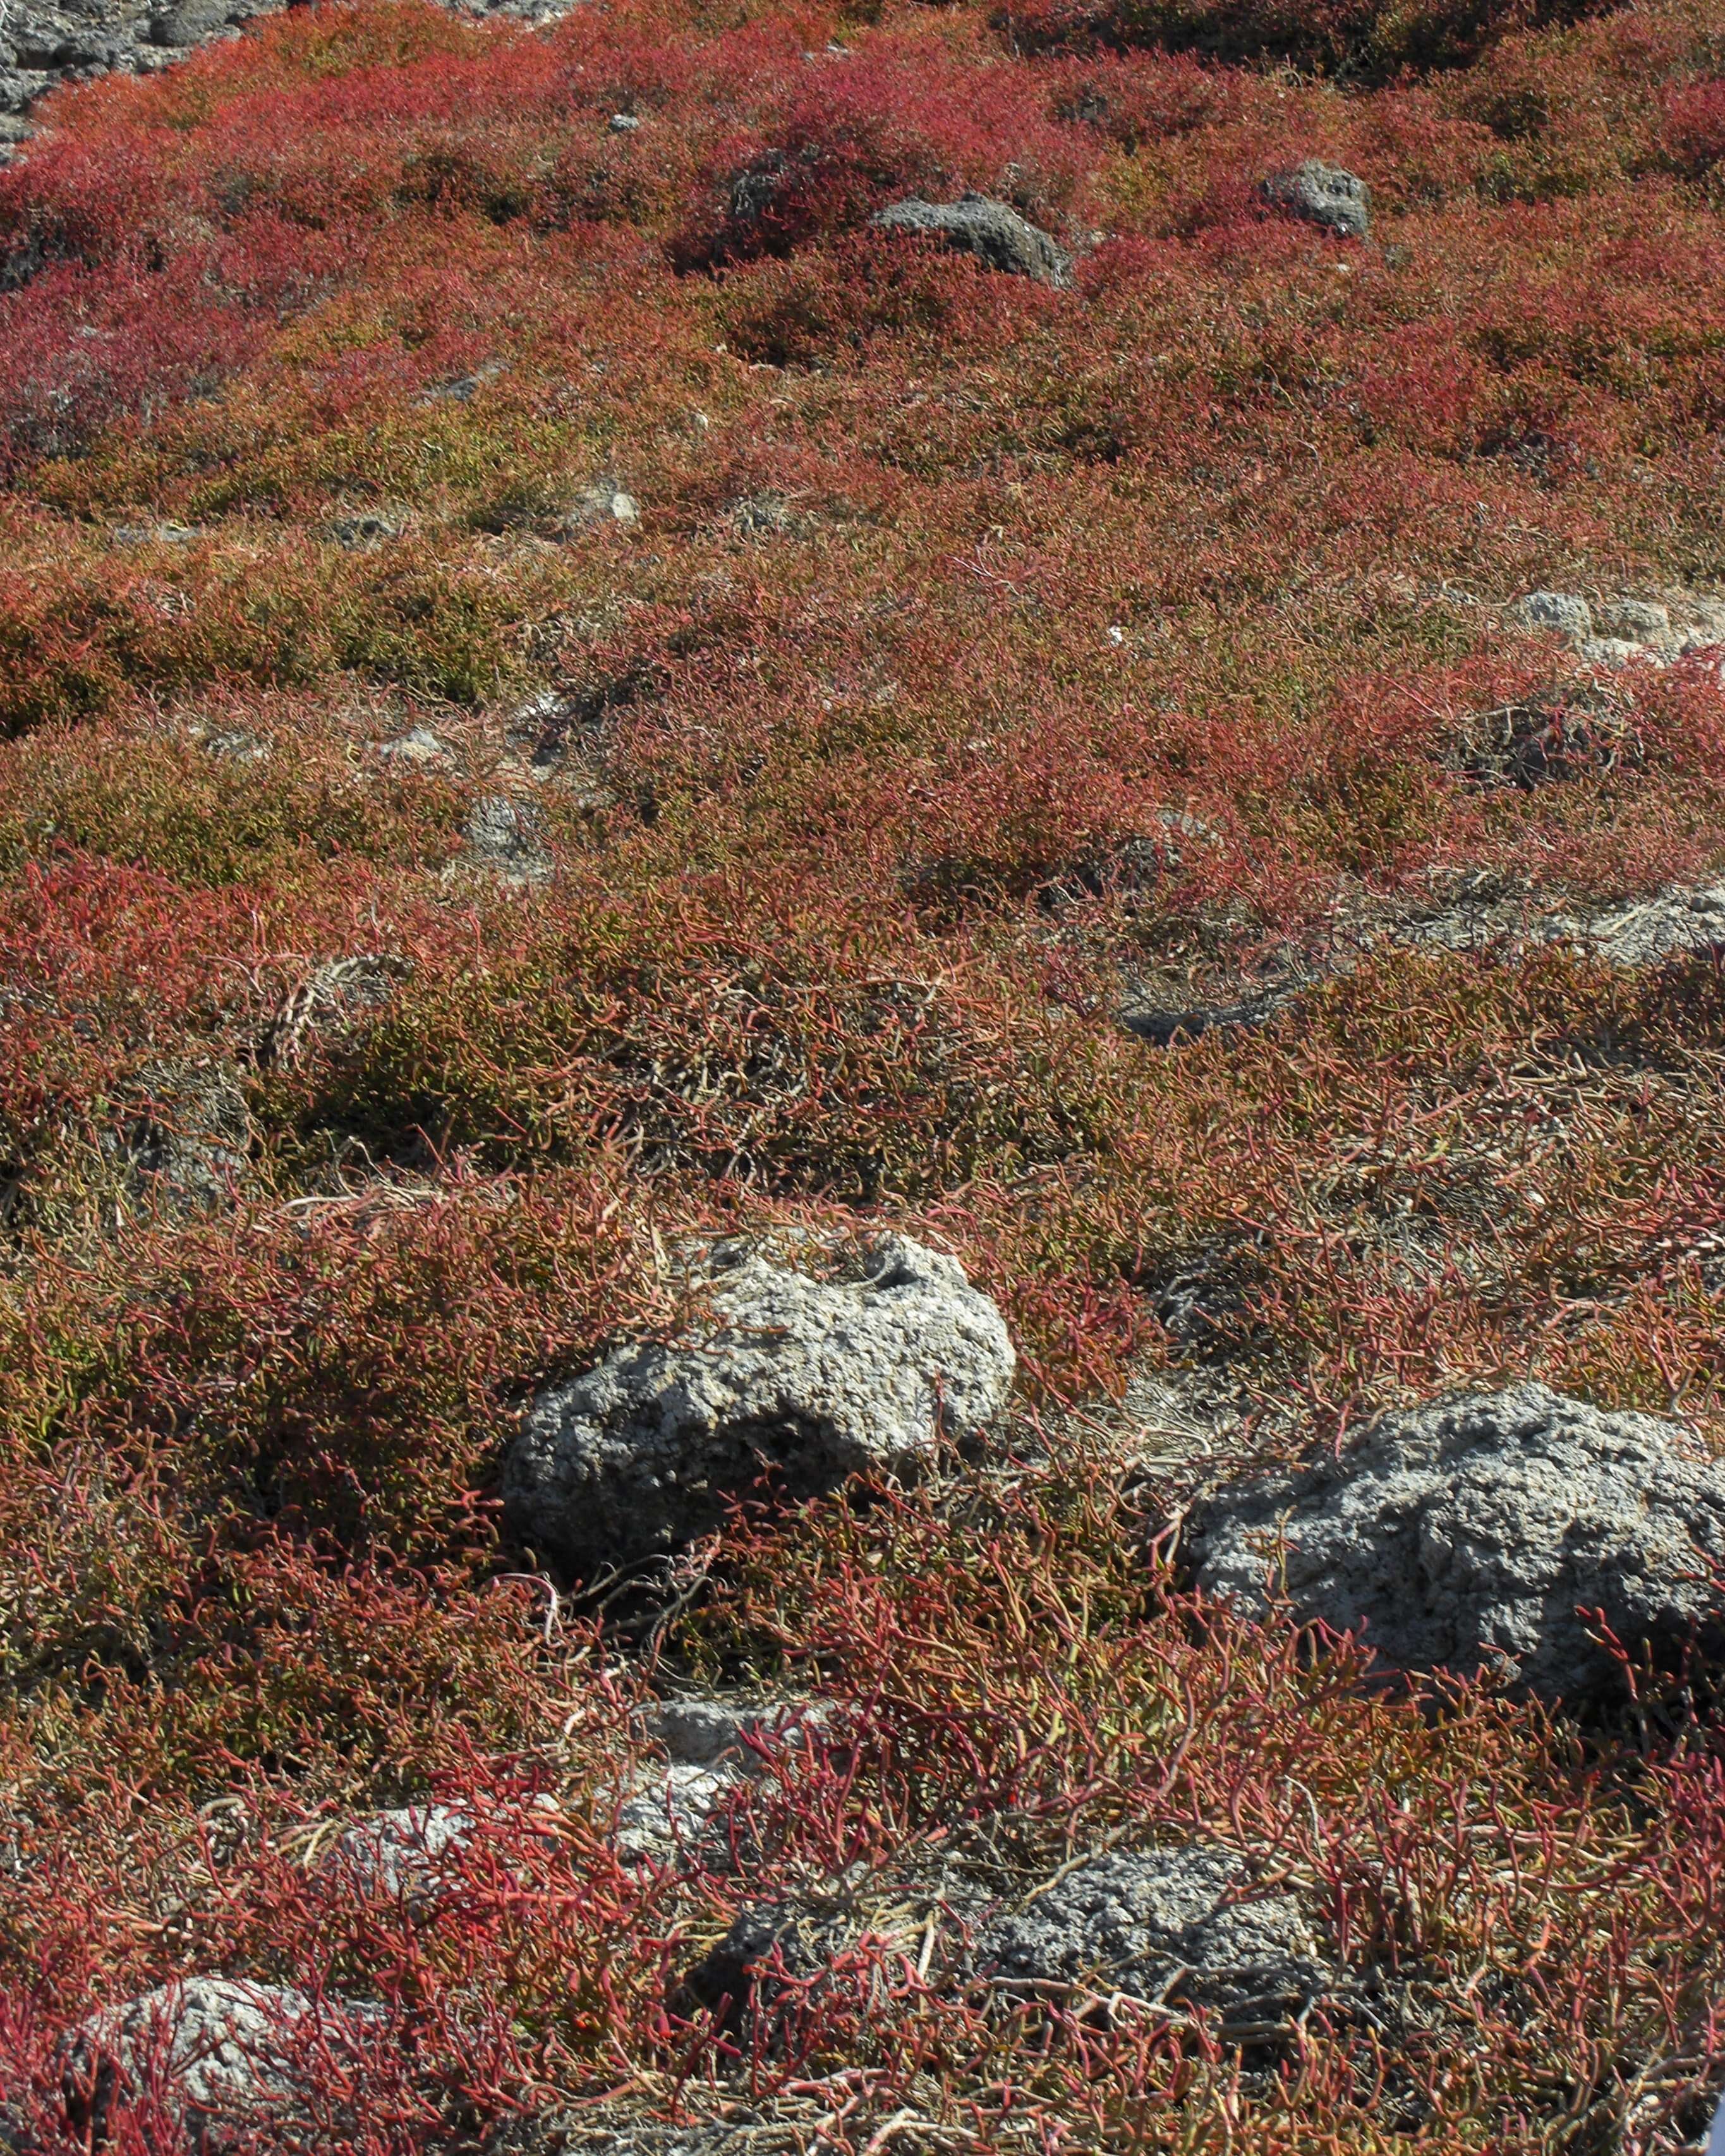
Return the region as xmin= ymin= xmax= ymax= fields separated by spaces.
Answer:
xmin=417 ymin=359 xmax=506 ymax=404
xmin=321 ymin=1805 xmax=473 ymax=1901
xmin=1570 ymin=884 xmax=1725 ymax=968
xmin=462 ymin=793 xmax=553 ymax=882
xmin=1259 ymin=160 xmax=1369 ymax=239
xmin=1512 ymin=590 xmax=1593 ymax=641
xmin=981 ymin=1846 xmax=1327 ymax=2033
xmin=560 ymin=482 xmax=639 ymax=531
xmin=871 ymin=193 xmax=1072 ymax=287
xmin=112 ymin=521 xmax=202 ymax=545
xmin=375 ymin=725 xmax=449 ymax=765
xmin=1573 ymin=636 xmax=1652 ymax=670
xmin=1185 ymin=1382 xmax=1725 ymax=1707
xmin=504 ymin=1233 xmax=1014 ymax=1572
xmin=327 ymin=509 xmax=404 ymax=549
xmin=200 ymin=727 xmax=268 ymax=763
xmin=107 ymin=1058 xmax=252 ymax=1216
xmin=608 ymin=111 xmax=639 ymax=131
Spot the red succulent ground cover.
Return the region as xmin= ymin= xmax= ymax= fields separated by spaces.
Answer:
xmin=3 ymin=0 xmax=1725 ymax=2143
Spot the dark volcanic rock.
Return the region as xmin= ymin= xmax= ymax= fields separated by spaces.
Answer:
xmin=1260 ymin=160 xmax=1370 ymax=238
xmin=1185 ymin=1383 xmax=1725 ymax=1705
xmin=980 ymin=1845 xmax=1328 ymax=2034
xmin=872 ymin=193 xmax=1072 ymax=286
xmin=504 ymin=1233 xmax=1014 ymax=1572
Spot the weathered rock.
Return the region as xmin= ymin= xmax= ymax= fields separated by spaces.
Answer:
xmin=559 ymin=483 xmax=639 ymax=533
xmin=113 ymin=521 xmax=202 ymax=545
xmin=1573 ymin=635 xmax=1649 ymax=670
xmin=462 ymin=794 xmax=553 ymax=883
xmin=1513 ymin=589 xmax=1593 ymax=640
xmin=980 ymin=1846 xmax=1326 ymax=2033
xmin=321 ymin=1803 xmax=474 ymax=1901
xmin=107 ymin=1058 xmax=251 ymax=1214
xmin=1185 ymin=1383 xmax=1725 ymax=1705
xmin=614 ymin=1760 xmax=739 ymax=1865
xmin=1568 ymin=884 xmax=1725 ymax=968
xmin=0 ymin=0 xmax=571 ymax=148
xmin=1260 ymin=161 xmax=1369 ymax=239
xmin=504 ymin=1233 xmax=1014 ymax=1572
xmin=375 ymin=724 xmax=449 ymax=765
xmin=679 ymin=1901 xmax=848 ymax=2030
xmin=327 ymin=509 xmax=404 ymax=550
xmin=1119 ymin=976 xmax=1309 ymax=1047
xmin=1596 ymin=598 xmax=1671 ymax=642
xmin=872 ymin=194 xmax=1072 ymax=287
xmin=59 ymin=1977 xmax=367 ymax=2148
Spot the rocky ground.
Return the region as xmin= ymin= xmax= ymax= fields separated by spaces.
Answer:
xmin=6 ymin=0 xmax=1725 ymax=2145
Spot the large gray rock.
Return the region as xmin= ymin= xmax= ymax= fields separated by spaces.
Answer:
xmin=980 ymin=1846 xmax=1326 ymax=2034
xmin=1259 ymin=161 xmax=1369 ymax=239
xmin=504 ymin=1233 xmax=1014 ymax=1571
xmin=59 ymin=1977 xmax=368 ymax=2147
xmin=871 ymin=195 xmax=1072 ymax=287
xmin=1185 ymin=1383 xmax=1725 ymax=1705
xmin=1513 ymin=589 xmax=1593 ymax=641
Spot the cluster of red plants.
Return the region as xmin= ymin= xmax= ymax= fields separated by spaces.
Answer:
xmin=1 ymin=0 xmax=1725 ymax=2141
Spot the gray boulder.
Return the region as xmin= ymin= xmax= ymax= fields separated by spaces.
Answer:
xmin=1185 ymin=1383 xmax=1725 ymax=1705
xmin=59 ymin=1977 xmax=367 ymax=2147
xmin=981 ymin=1846 xmax=1326 ymax=2034
xmin=504 ymin=1233 xmax=1014 ymax=1570
xmin=1260 ymin=161 xmax=1369 ymax=239
xmin=463 ymin=794 xmax=552 ymax=883
xmin=871 ymin=195 xmax=1072 ymax=287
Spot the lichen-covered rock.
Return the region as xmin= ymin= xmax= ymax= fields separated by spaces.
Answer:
xmin=1259 ymin=161 xmax=1369 ymax=238
xmin=59 ymin=1977 xmax=366 ymax=2147
xmin=1185 ymin=1383 xmax=1725 ymax=1705
xmin=872 ymin=195 xmax=1072 ymax=286
xmin=981 ymin=1846 xmax=1326 ymax=2033
xmin=504 ymin=1233 xmax=1014 ymax=1571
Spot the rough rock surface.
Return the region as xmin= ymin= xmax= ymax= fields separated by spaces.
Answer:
xmin=872 ymin=194 xmax=1072 ymax=286
xmin=1259 ymin=161 xmax=1369 ymax=238
xmin=1565 ymin=883 xmax=1725 ymax=967
xmin=260 ymin=952 xmax=406 ymax=1066
xmin=59 ymin=1977 xmax=358 ymax=2145
xmin=1185 ymin=1383 xmax=1725 ymax=1705
xmin=1511 ymin=586 xmax=1725 ymax=670
xmin=322 ymin=1803 xmax=474 ymax=1900
xmin=615 ymin=1695 xmax=828 ymax=1864
xmin=980 ymin=1846 xmax=1326 ymax=2032
xmin=504 ymin=1233 xmax=1014 ymax=1571
xmin=462 ymin=794 xmax=553 ymax=883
